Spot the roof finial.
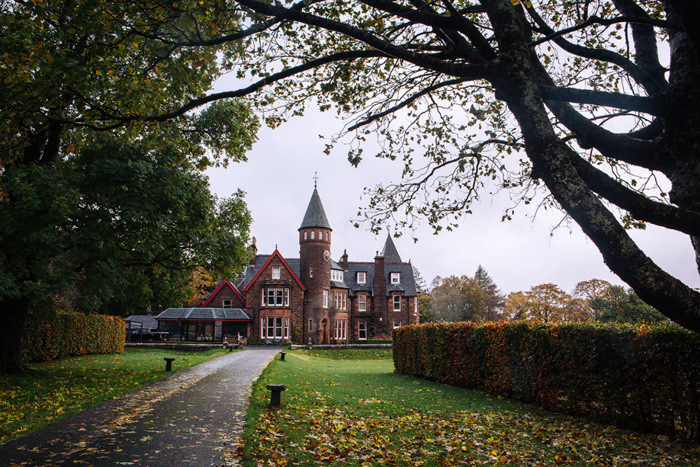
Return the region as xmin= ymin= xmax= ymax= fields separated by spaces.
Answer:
xmin=313 ymin=172 xmax=318 ymax=188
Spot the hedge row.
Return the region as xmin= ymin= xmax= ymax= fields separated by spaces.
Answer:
xmin=394 ymin=321 xmax=700 ymax=441
xmin=22 ymin=311 xmax=125 ymax=363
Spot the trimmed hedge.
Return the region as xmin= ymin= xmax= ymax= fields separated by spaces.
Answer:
xmin=22 ymin=311 xmax=125 ymax=363
xmin=394 ymin=321 xmax=700 ymax=441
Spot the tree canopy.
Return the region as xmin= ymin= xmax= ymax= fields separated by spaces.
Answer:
xmin=4 ymin=0 xmax=700 ymax=364
xmin=430 ymin=267 xmax=505 ymax=322
xmin=46 ymin=0 xmax=694 ymax=331
xmin=217 ymin=0 xmax=700 ymax=332
xmin=0 ymin=0 xmax=260 ymax=372
xmin=589 ymin=285 xmax=667 ymax=324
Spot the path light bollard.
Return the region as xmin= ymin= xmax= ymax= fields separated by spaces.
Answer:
xmin=164 ymin=357 xmax=176 ymax=372
xmin=266 ymin=384 xmax=287 ymax=407
xmin=280 ymin=351 xmax=286 ymax=361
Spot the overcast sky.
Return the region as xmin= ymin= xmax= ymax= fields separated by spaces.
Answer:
xmin=206 ymin=85 xmax=699 ymax=297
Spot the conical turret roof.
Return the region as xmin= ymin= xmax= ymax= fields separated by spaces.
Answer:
xmin=382 ymin=232 xmax=402 ymax=263
xmin=299 ymin=188 xmax=332 ymax=230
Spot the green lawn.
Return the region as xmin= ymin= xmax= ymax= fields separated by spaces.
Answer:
xmin=0 ymin=347 xmax=232 ymax=445
xmin=242 ymin=349 xmax=700 ymax=466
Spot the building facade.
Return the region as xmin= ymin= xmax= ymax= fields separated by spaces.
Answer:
xmin=158 ymin=187 xmax=419 ymax=343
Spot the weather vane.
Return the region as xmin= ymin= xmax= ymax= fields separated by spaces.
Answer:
xmin=313 ymin=172 xmax=318 ymax=188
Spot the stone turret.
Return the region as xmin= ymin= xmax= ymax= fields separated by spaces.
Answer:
xmin=299 ymin=187 xmax=332 ymax=341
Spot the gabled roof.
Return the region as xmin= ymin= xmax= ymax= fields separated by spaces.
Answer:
xmin=202 ymin=278 xmax=246 ymax=307
xmin=155 ymin=308 xmax=250 ymax=321
xmin=242 ymin=249 xmax=306 ymax=292
xmin=299 ymin=188 xmax=332 ymax=230
xmin=382 ymin=233 xmax=402 ymax=263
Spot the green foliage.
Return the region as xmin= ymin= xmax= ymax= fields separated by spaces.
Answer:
xmin=0 ymin=0 xmax=249 ymax=166
xmin=291 ymin=326 xmax=304 ymax=345
xmin=394 ymin=321 xmax=700 ymax=441
xmin=417 ymin=292 xmax=435 ymax=323
xmin=21 ymin=311 xmax=125 ymax=364
xmin=590 ymin=286 xmax=666 ymax=324
xmin=0 ymin=347 xmax=231 ymax=444
xmin=0 ymin=138 xmax=253 ymax=317
xmin=431 ymin=275 xmax=489 ymax=322
xmin=474 ymin=265 xmax=506 ymax=321
xmin=0 ymin=0 xmax=259 ymax=371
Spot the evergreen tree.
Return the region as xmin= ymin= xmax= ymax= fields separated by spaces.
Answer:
xmin=413 ymin=266 xmax=429 ymax=294
xmin=474 ymin=266 xmax=505 ymax=321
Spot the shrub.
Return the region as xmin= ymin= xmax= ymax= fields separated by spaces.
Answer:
xmin=394 ymin=321 xmax=700 ymax=441
xmin=22 ymin=311 xmax=125 ymax=363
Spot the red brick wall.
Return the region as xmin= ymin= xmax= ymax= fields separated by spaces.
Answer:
xmin=246 ymin=255 xmax=306 ymax=341
xmin=207 ymin=284 xmax=245 ymax=308
xmin=299 ymin=227 xmax=331 ymax=342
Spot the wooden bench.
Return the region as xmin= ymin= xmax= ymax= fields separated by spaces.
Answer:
xmin=223 ymin=337 xmax=241 ymax=351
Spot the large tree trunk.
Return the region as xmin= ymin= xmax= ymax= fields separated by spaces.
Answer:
xmin=483 ymin=0 xmax=700 ymax=331
xmin=0 ymin=297 xmax=30 ymax=374
xmin=661 ymin=14 xmax=700 ymax=276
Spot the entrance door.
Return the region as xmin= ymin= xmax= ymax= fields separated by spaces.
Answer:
xmin=320 ymin=318 xmax=329 ymax=344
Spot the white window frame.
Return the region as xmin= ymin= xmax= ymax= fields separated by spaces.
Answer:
xmin=310 ymin=267 xmax=313 ymax=278
xmin=358 ymin=321 xmax=367 ymax=340
xmin=391 ymin=272 xmax=400 ymax=284
xmin=304 ymin=231 xmax=307 ymax=240
xmin=308 ymin=319 xmax=313 ymax=332
xmin=341 ymin=293 xmax=346 ymax=310
xmin=272 ymin=266 xmax=281 ymax=280
xmin=323 ymin=289 xmax=329 ymax=308
xmin=262 ymin=288 xmax=289 ymax=307
xmin=393 ymin=320 xmax=401 ymax=329
xmin=357 ymin=272 xmax=366 ymax=284
xmin=334 ymin=320 xmax=347 ymax=340
xmin=393 ymin=295 xmax=401 ymax=312
xmin=222 ymin=299 xmax=232 ymax=308
xmin=358 ymin=295 xmax=366 ymax=312
xmin=311 ymin=231 xmax=315 ymax=239
xmin=334 ymin=292 xmax=339 ymax=309
xmin=266 ymin=316 xmax=285 ymax=340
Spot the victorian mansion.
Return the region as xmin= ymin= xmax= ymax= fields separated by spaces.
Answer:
xmin=156 ymin=187 xmax=419 ymax=343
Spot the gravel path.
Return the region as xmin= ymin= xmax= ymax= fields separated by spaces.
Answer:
xmin=0 ymin=347 xmax=282 ymax=466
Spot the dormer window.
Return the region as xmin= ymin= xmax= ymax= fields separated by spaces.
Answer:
xmin=357 ymin=272 xmax=366 ymax=284
xmin=391 ymin=272 xmax=400 ymax=284
xmin=331 ymin=270 xmax=343 ymax=282
xmin=272 ymin=266 xmax=281 ymax=280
